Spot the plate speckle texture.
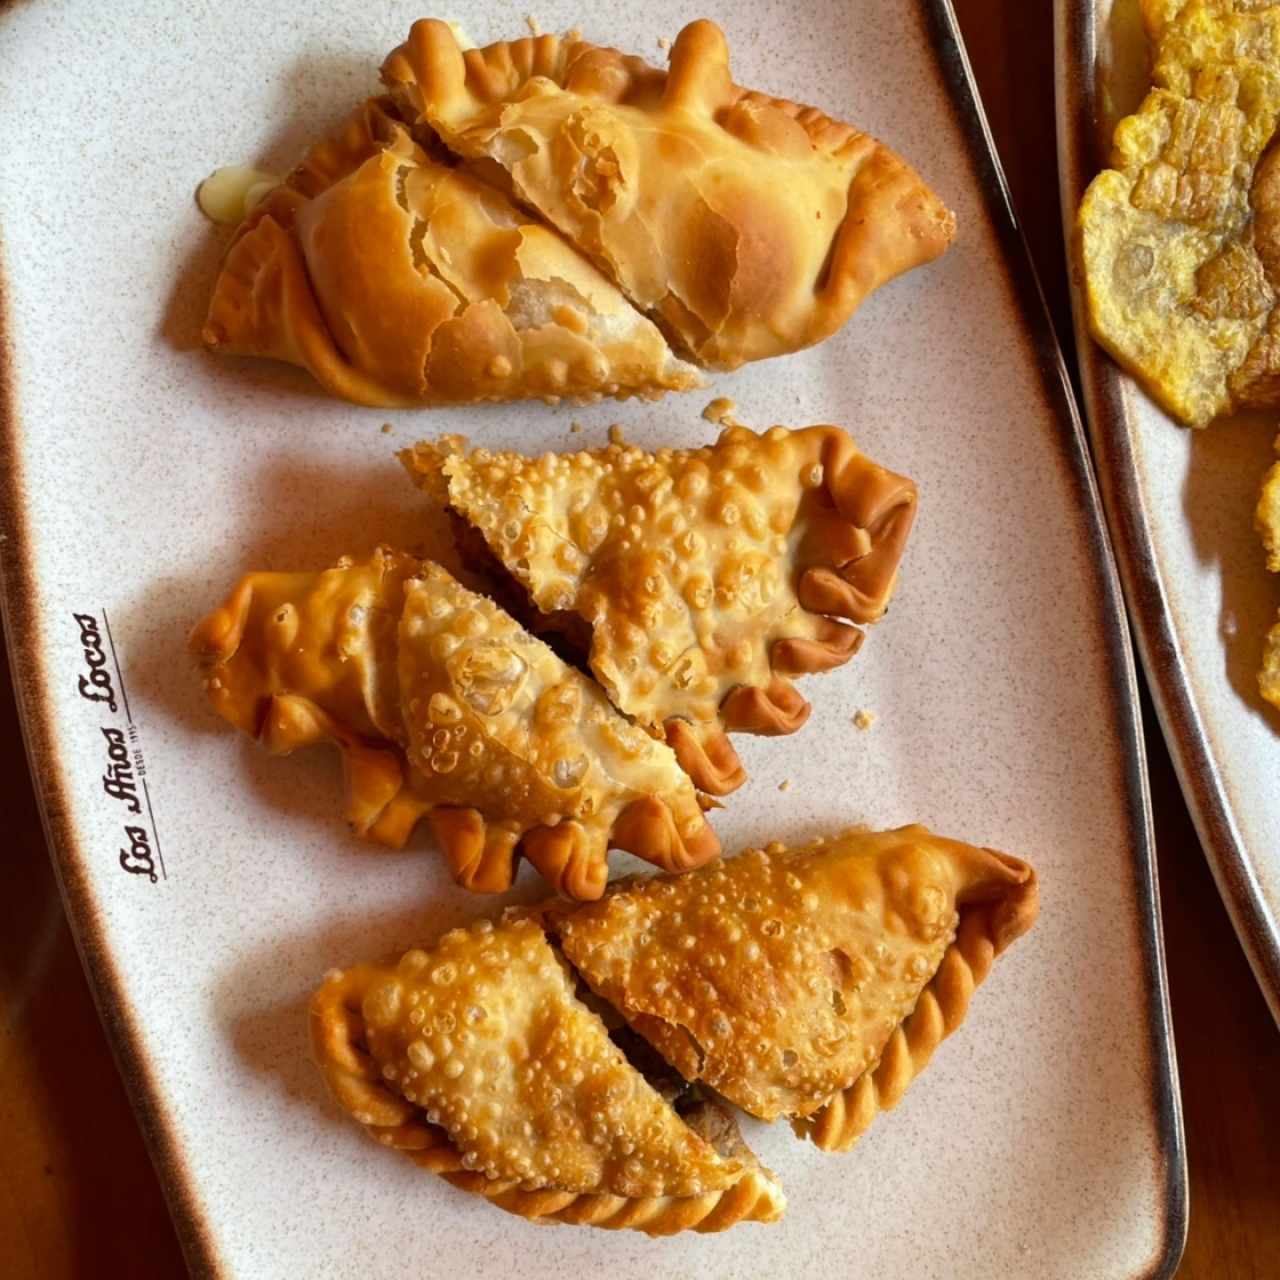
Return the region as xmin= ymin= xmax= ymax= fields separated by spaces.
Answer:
xmin=1056 ymin=0 xmax=1280 ymax=1026
xmin=0 ymin=1 xmax=1179 ymax=1277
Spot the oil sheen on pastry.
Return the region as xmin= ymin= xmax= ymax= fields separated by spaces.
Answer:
xmin=382 ymin=19 xmax=956 ymax=370
xmin=557 ymin=825 xmax=1037 ymax=1143
xmin=203 ymin=97 xmax=699 ymax=406
xmin=189 ymin=547 xmax=717 ymax=898
xmin=310 ymin=914 xmax=786 ymax=1234
xmin=310 ymin=825 xmax=1035 ymax=1230
xmin=402 ymin=424 xmax=916 ymax=795
xmin=1078 ymin=1 xmax=1280 ymax=425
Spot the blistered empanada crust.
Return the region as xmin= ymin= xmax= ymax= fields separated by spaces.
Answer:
xmin=382 ymin=19 xmax=956 ymax=369
xmin=557 ymin=825 xmax=1037 ymax=1125
xmin=402 ymin=424 xmax=916 ymax=795
xmin=202 ymin=96 xmax=699 ymax=406
xmin=310 ymin=915 xmax=785 ymax=1233
xmin=190 ymin=547 xmax=717 ymax=898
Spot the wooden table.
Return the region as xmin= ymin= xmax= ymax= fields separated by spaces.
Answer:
xmin=2 ymin=3 xmax=1278 ymax=1276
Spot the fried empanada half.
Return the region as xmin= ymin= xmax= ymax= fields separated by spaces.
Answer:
xmin=190 ymin=548 xmax=717 ymax=898
xmin=309 ymin=915 xmax=785 ymax=1234
xmin=557 ymin=825 xmax=1037 ymax=1129
xmin=1259 ymin=444 xmax=1280 ymax=709
xmin=402 ymin=424 xmax=916 ymax=795
xmin=202 ymin=96 xmax=699 ymax=407
xmin=1077 ymin=3 xmax=1280 ymax=425
xmin=382 ymin=19 xmax=955 ymax=370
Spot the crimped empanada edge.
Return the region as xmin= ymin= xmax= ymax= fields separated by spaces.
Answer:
xmin=308 ymin=940 xmax=786 ymax=1234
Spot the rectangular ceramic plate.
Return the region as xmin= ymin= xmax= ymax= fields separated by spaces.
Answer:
xmin=0 ymin=2 xmax=1184 ymax=1276
xmin=1056 ymin=0 xmax=1280 ymax=1025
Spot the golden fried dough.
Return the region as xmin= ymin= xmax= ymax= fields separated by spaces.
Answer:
xmin=383 ymin=19 xmax=955 ymax=369
xmin=190 ymin=548 xmax=716 ymax=898
xmin=204 ymin=97 xmax=700 ymax=405
xmin=402 ymin=424 xmax=915 ymax=794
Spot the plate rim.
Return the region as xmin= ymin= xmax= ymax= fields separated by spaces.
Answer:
xmin=0 ymin=1 xmax=1187 ymax=1275
xmin=1053 ymin=0 xmax=1280 ymax=1033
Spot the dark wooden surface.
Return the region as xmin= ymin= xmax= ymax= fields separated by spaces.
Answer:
xmin=2 ymin=2 xmax=1279 ymax=1275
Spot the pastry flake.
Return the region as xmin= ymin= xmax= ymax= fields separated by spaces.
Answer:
xmin=203 ymin=97 xmax=700 ymax=406
xmin=310 ymin=914 xmax=785 ymax=1233
xmin=1077 ymin=1 xmax=1280 ymax=425
xmin=190 ymin=548 xmax=717 ymax=898
xmin=557 ymin=825 xmax=1037 ymax=1129
xmin=382 ymin=19 xmax=956 ymax=370
xmin=402 ymin=424 xmax=916 ymax=794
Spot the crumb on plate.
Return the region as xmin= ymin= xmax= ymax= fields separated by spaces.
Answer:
xmin=853 ymin=709 xmax=876 ymax=731
xmin=701 ymin=397 xmax=738 ymax=426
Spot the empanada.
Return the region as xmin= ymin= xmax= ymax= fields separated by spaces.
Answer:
xmin=402 ymin=424 xmax=916 ymax=794
xmin=310 ymin=825 xmax=1035 ymax=1230
xmin=311 ymin=914 xmax=785 ymax=1234
xmin=190 ymin=547 xmax=717 ymax=898
xmin=382 ymin=19 xmax=956 ymax=369
xmin=203 ymin=97 xmax=700 ymax=406
xmin=558 ymin=825 xmax=1037 ymax=1142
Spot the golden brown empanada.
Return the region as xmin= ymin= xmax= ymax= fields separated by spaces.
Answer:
xmin=557 ymin=825 xmax=1036 ymax=1141
xmin=190 ymin=547 xmax=717 ymax=898
xmin=311 ymin=825 xmax=1034 ymax=1229
xmin=203 ymin=97 xmax=700 ymax=406
xmin=402 ymin=424 xmax=916 ymax=794
xmin=310 ymin=914 xmax=785 ymax=1234
xmin=382 ymin=19 xmax=956 ymax=369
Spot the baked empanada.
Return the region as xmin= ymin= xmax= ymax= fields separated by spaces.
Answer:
xmin=311 ymin=914 xmax=785 ymax=1234
xmin=558 ymin=825 xmax=1037 ymax=1142
xmin=382 ymin=19 xmax=956 ymax=369
xmin=203 ymin=97 xmax=699 ymax=406
xmin=190 ymin=547 xmax=717 ymax=898
xmin=311 ymin=825 xmax=1034 ymax=1230
xmin=402 ymin=424 xmax=916 ymax=794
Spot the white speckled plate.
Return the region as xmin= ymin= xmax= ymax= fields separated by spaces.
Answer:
xmin=0 ymin=2 xmax=1183 ymax=1276
xmin=1056 ymin=0 xmax=1280 ymax=1026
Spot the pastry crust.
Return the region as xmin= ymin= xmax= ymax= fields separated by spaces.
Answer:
xmin=402 ymin=425 xmax=916 ymax=794
xmin=203 ymin=97 xmax=699 ymax=406
xmin=557 ymin=825 xmax=1037 ymax=1126
xmin=795 ymin=873 xmax=1038 ymax=1149
xmin=310 ymin=915 xmax=785 ymax=1234
xmin=382 ymin=19 xmax=956 ymax=369
xmin=190 ymin=547 xmax=717 ymax=897
xmin=311 ymin=825 xmax=1034 ymax=1226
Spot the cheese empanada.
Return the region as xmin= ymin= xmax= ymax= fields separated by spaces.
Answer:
xmin=203 ymin=97 xmax=700 ymax=406
xmin=382 ymin=19 xmax=956 ymax=369
xmin=310 ymin=914 xmax=785 ymax=1234
xmin=557 ymin=825 xmax=1037 ymax=1143
xmin=190 ymin=547 xmax=717 ymax=898
xmin=402 ymin=425 xmax=916 ymax=794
